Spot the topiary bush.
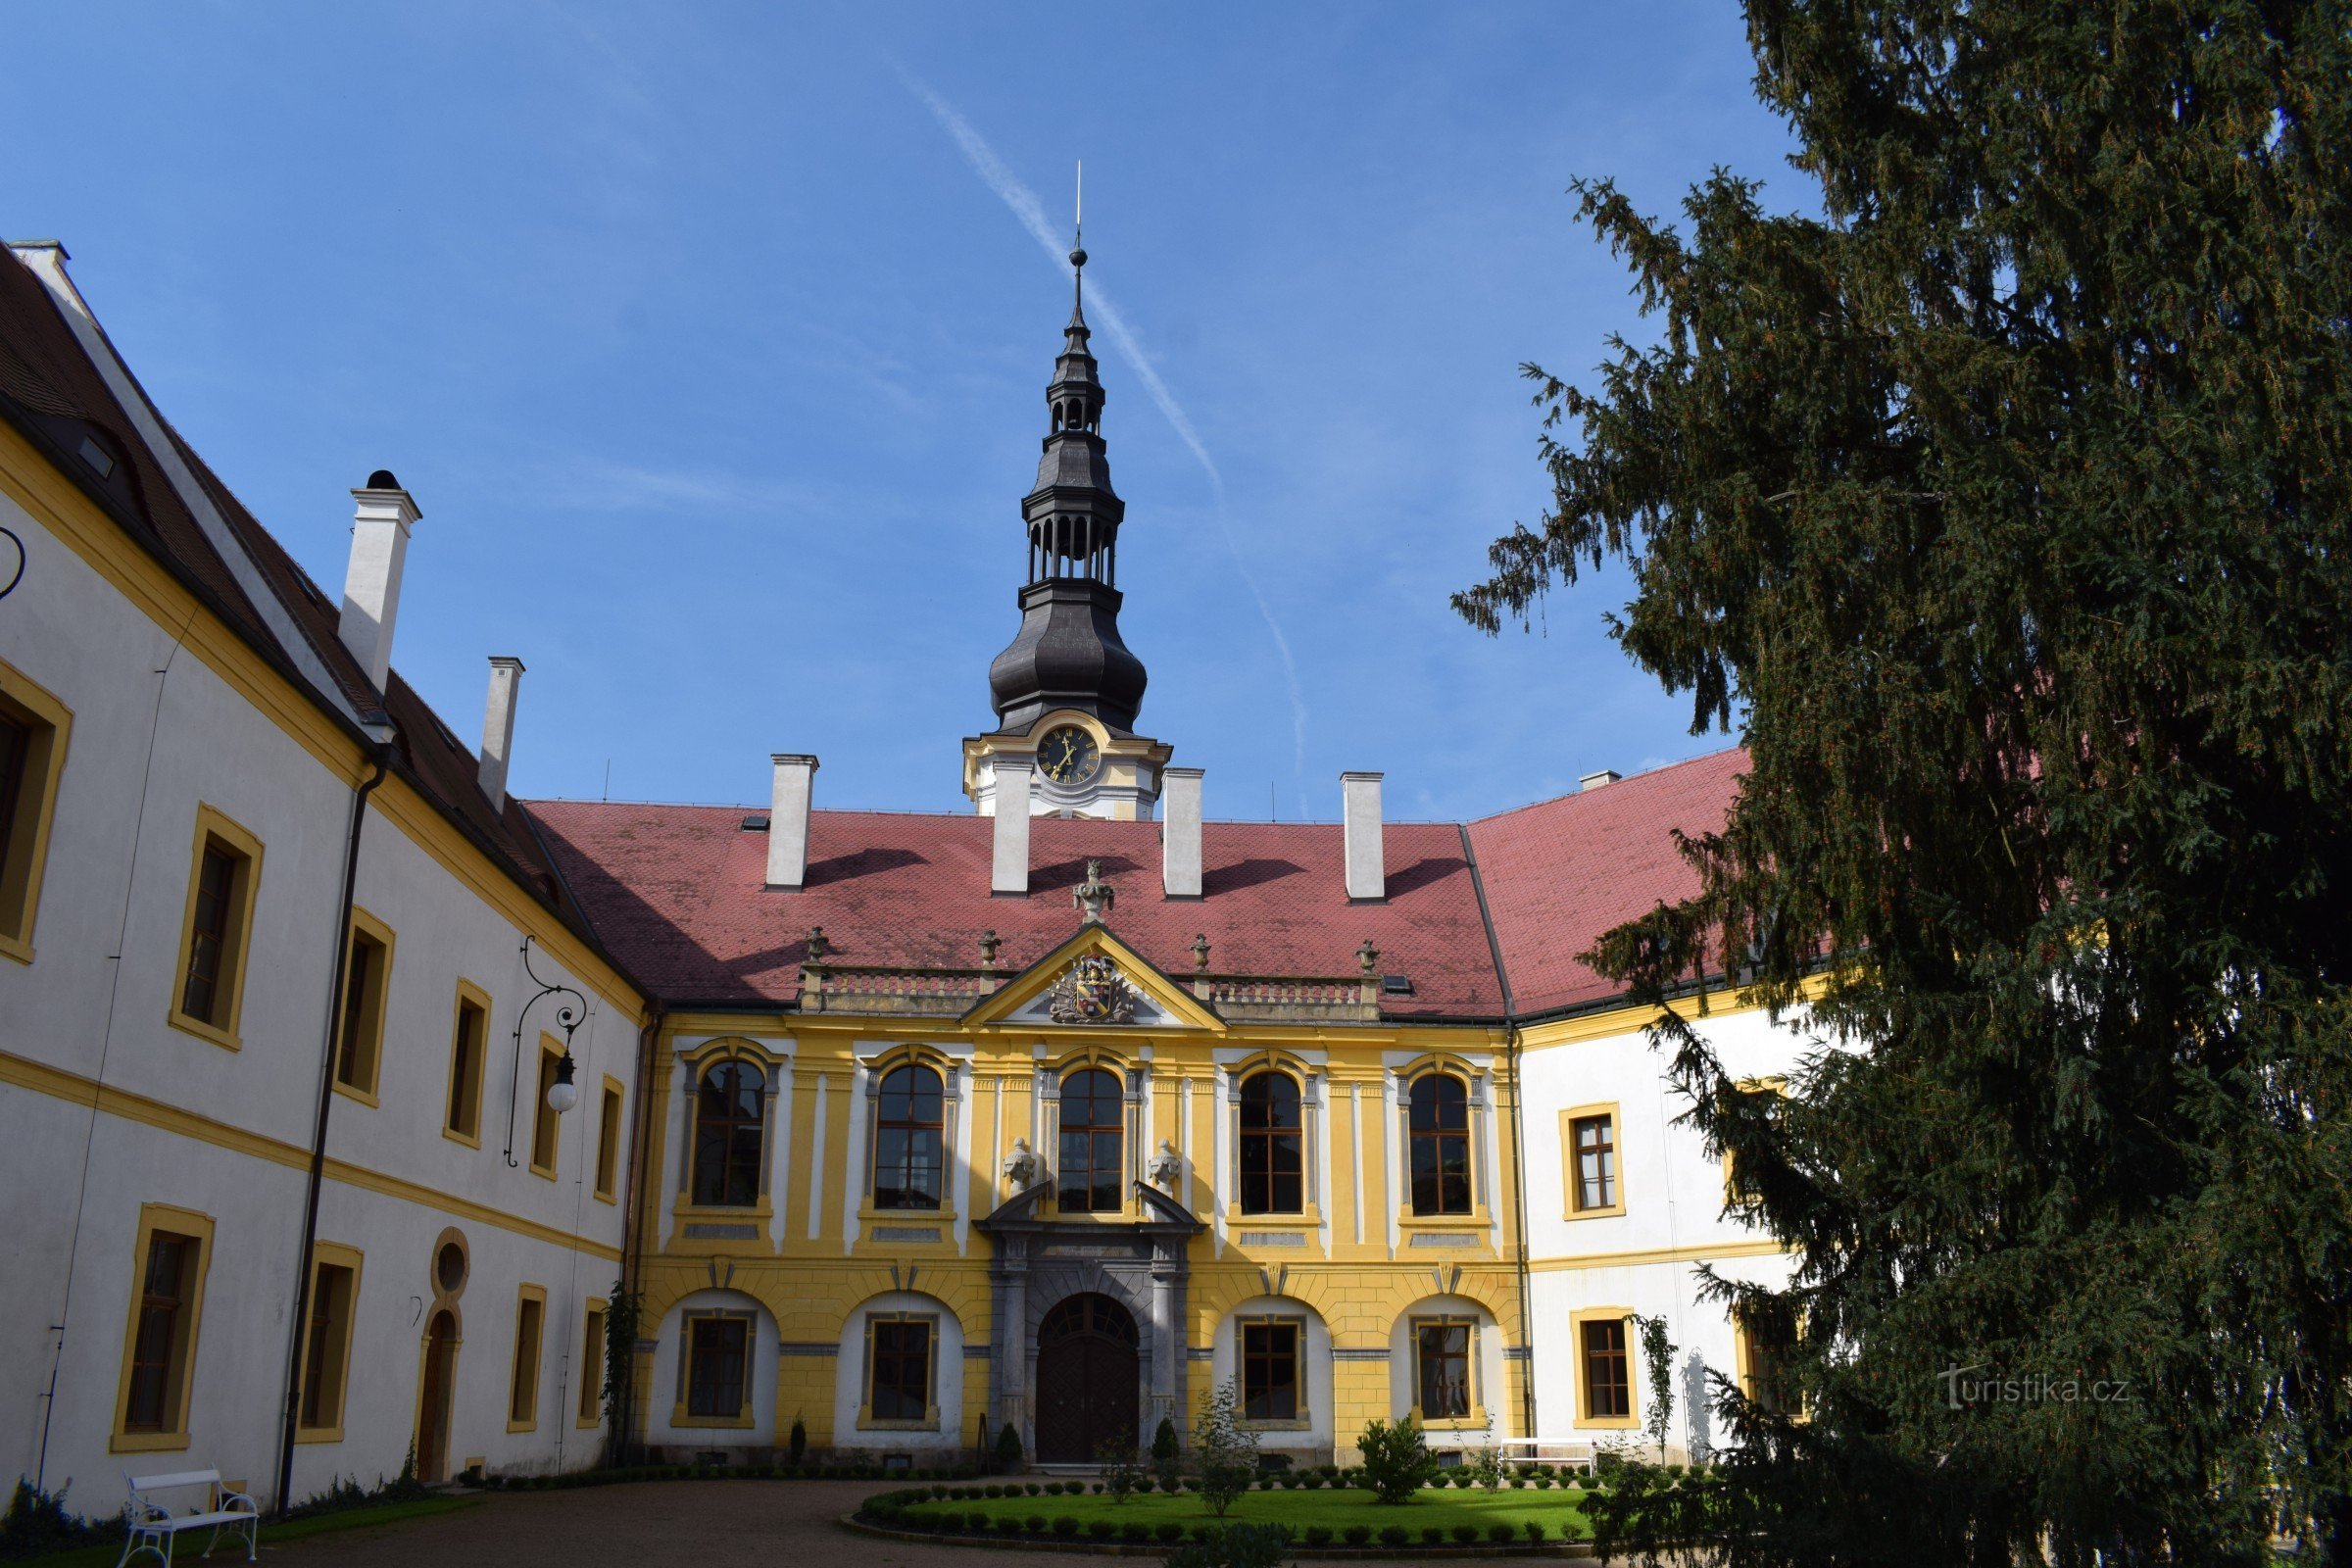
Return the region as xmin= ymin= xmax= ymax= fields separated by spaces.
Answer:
xmin=1025 ymin=1513 xmax=1048 ymax=1532
xmin=1304 ymin=1525 xmax=1334 ymax=1546
xmin=995 ymin=1516 xmax=1022 ymax=1535
xmin=1356 ymin=1413 xmax=1440 ymax=1503
xmin=1523 ymin=1520 xmax=1547 ymax=1542
xmin=1421 ymin=1526 xmax=1446 ymax=1545
xmin=1053 ymin=1515 xmax=1079 ymax=1536
xmin=1344 ymin=1524 xmax=1372 ymax=1545
xmin=1154 ymin=1521 xmax=1185 ymax=1544
xmin=966 ymin=1510 xmax=991 ymax=1532
xmin=1450 ymin=1523 xmax=1480 ymax=1544
xmin=1378 ymin=1525 xmax=1409 ymax=1546
xmin=1088 ymin=1519 xmax=1116 ymax=1540
xmin=1121 ymin=1520 xmax=1150 ymax=1543
xmin=1487 ymin=1522 xmax=1517 ymax=1544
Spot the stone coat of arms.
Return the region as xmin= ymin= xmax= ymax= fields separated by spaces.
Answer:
xmin=1048 ymin=954 xmax=1138 ymax=1024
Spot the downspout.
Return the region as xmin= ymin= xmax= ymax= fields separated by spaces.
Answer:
xmin=1459 ymin=825 xmax=1536 ymax=1442
xmin=274 ymin=751 xmax=389 ymax=1515
xmin=612 ymin=1007 xmax=662 ymax=1465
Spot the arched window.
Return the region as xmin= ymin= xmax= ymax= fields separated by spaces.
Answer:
xmin=691 ymin=1059 xmax=765 ymax=1208
xmin=1407 ymin=1072 xmax=1472 ymax=1215
xmin=1238 ymin=1071 xmax=1303 ymax=1215
xmin=872 ymin=1063 xmax=945 ymax=1210
xmin=1057 ymin=1067 xmax=1125 ymax=1213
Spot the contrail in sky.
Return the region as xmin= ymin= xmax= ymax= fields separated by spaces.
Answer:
xmin=901 ymin=71 xmax=1312 ymax=808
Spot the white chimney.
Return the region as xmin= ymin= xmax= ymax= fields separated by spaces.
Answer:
xmin=992 ymin=762 xmax=1033 ymax=896
xmin=1580 ymin=768 xmax=1623 ymax=792
xmin=1342 ymin=771 xmax=1386 ymax=903
xmin=1162 ymin=767 xmax=1203 ymax=898
xmin=477 ymin=657 xmax=525 ymax=810
xmin=766 ymin=754 xmax=818 ymax=890
xmin=338 ymin=470 xmax=419 ymax=690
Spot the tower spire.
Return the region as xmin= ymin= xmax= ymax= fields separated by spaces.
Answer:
xmin=984 ymin=210 xmax=1149 ymax=735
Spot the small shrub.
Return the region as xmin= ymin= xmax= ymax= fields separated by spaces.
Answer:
xmin=967 ymin=1510 xmax=991 ymax=1532
xmin=1121 ymin=1520 xmax=1151 ymax=1543
xmin=1189 ymin=1522 xmax=1217 ymax=1542
xmin=994 ymin=1422 xmax=1024 ymax=1473
xmin=983 ymin=1484 xmax=1003 ymax=1497
xmin=1088 ymin=1518 xmax=1116 ymax=1540
xmin=1152 ymin=1415 xmax=1185 ymax=1494
xmin=1378 ymin=1526 xmax=1409 ymax=1546
xmin=1025 ymin=1482 xmax=1042 ymax=1495
xmin=1304 ymin=1525 xmax=1334 ymax=1546
xmin=1487 ymin=1523 xmax=1517 ymax=1544
xmin=1164 ymin=1524 xmax=1294 ymax=1568
xmin=995 ymin=1516 xmax=1022 ymax=1536
xmin=788 ymin=1416 xmax=808 ymax=1465
xmin=1450 ymin=1524 xmax=1480 ymax=1544
xmin=1344 ymin=1524 xmax=1372 ymax=1545
xmin=1025 ymin=1514 xmax=1048 ymax=1532
xmin=1523 ymin=1520 xmax=1547 ymax=1543
xmin=1053 ymin=1515 xmax=1080 ymax=1537
xmin=1666 ymin=1463 xmax=1686 ymax=1479
xmin=1357 ymin=1413 xmax=1439 ymax=1504
xmin=1301 ymin=1472 xmax=1324 ymax=1489
xmin=1421 ymin=1526 xmax=1446 ymax=1544
xmin=1154 ymin=1521 xmax=1186 ymax=1544
xmin=1043 ymin=1481 xmax=1064 ymax=1495
xmin=1140 ymin=1477 xmax=1158 ymax=1494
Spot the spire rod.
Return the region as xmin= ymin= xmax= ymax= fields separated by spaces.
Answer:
xmin=1068 ymin=160 xmax=1087 ymax=321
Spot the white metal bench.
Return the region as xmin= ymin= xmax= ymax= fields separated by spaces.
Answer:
xmin=118 ymin=1469 xmax=258 ymax=1567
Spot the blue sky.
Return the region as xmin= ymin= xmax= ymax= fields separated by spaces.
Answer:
xmin=3 ymin=3 xmax=1794 ymax=823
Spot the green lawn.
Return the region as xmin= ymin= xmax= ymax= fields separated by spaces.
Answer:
xmin=15 ymin=1495 xmax=477 ymax=1567
xmin=904 ymin=1486 xmax=1592 ymax=1542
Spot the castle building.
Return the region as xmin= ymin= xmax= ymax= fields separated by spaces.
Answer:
xmin=0 ymin=236 xmax=1803 ymax=1504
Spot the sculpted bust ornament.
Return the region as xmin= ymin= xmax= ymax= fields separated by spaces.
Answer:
xmin=1146 ymin=1139 xmax=1183 ymax=1189
xmin=1002 ymin=1138 xmax=1047 ymax=1189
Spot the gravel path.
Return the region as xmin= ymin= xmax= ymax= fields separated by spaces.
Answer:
xmin=258 ymin=1480 xmax=1608 ymax=1567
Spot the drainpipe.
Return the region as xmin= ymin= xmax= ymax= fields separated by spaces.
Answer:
xmin=1458 ymin=825 xmax=1537 ymax=1442
xmin=274 ymin=752 xmax=389 ymax=1515
xmin=612 ymin=1007 xmax=663 ymax=1465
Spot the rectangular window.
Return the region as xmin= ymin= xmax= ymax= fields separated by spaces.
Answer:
xmin=112 ymin=1203 xmax=213 ymax=1451
xmin=509 ymin=1288 xmax=545 ymax=1431
xmin=1581 ymin=1317 xmax=1631 ymax=1420
xmin=866 ymin=1316 xmax=932 ymax=1423
xmin=684 ymin=1315 xmax=751 ymax=1420
xmin=0 ymin=662 xmax=72 ymax=962
xmin=1738 ymin=1309 xmax=1800 ymax=1417
xmin=298 ymin=1247 xmax=362 ymax=1437
xmin=168 ymin=807 xmax=262 ymax=1048
xmin=529 ymin=1038 xmax=563 ymax=1178
xmin=1241 ymin=1320 xmax=1299 ymax=1422
xmin=577 ymin=1301 xmax=608 ymax=1427
xmin=1414 ymin=1319 xmax=1472 ymax=1420
xmin=332 ymin=912 xmax=393 ymax=1099
xmin=445 ymin=988 xmax=488 ymax=1144
xmin=1573 ymin=1114 xmax=1617 ymax=1211
xmin=594 ymin=1079 xmax=623 ymax=1202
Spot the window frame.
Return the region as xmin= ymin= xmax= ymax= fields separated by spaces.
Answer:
xmin=688 ymin=1055 xmax=768 ymax=1210
xmin=443 ymin=981 xmax=491 ymax=1148
xmin=870 ymin=1061 xmax=947 ymax=1212
xmin=1054 ymin=1065 xmax=1127 ymax=1215
xmin=1404 ymin=1071 xmax=1475 ymax=1217
xmin=110 ymin=1202 xmax=215 ymax=1453
xmin=674 ymin=1308 xmax=757 ymax=1429
xmin=1561 ymin=1103 xmax=1626 ymax=1219
xmin=858 ymin=1311 xmax=939 ymax=1431
xmin=1237 ymin=1315 xmax=1306 ymax=1429
xmin=330 ymin=906 xmax=396 ymax=1104
xmin=594 ymin=1076 xmax=624 ymax=1203
xmin=577 ymin=1298 xmax=609 ymax=1428
xmin=295 ymin=1242 xmax=365 ymax=1443
xmin=1237 ymin=1070 xmax=1305 ymax=1217
xmin=507 ymin=1284 xmax=547 ymax=1433
xmin=0 ymin=660 xmax=71 ymax=965
xmin=1570 ymin=1307 xmax=1640 ymax=1429
xmin=166 ymin=806 xmax=264 ymax=1051
xmin=528 ymin=1033 xmax=564 ymax=1180
xmin=1409 ymin=1315 xmax=1479 ymax=1427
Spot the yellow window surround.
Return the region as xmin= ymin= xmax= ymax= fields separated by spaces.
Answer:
xmin=329 ymin=906 xmax=396 ymax=1105
xmin=443 ymin=980 xmax=491 ymax=1149
xmin=294 ymin=1241 xmax=365 ymax=1443
xmin=577 ymin=1298 xmax=609 ymax=1428
xmin=1568 ymin=1306 xmax=1642 ymax=1430
xmin=1560 ymin=1102 xmax=1628 ymax=1220
xmin=507 ymin=1284 xmax=546 ymax=1433
xmin=1234 ymin=1315 xmax=1310 ymax=1432
xmin=1407 ymin=1314 xmax=1484 ymax=1430
xmin=594 ymin=1076 xmax=624 ymax=1202
xmin=528 ymin=1033 xmax=564 ymax=1180
xmin=0 ymin=658 xmax=72 ymax=965
xmin=110 ymin=1201 xmax=216 ymax=1453
xmin=165 ymin=805 xmax=264 ymax=1052
xmin=673 ymin=1308 xmax=758 ymax=1429
xmin=857 ymin=1311 xmax=939 ymax=1432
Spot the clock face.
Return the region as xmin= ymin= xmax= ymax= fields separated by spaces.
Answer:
xmin=1037 ymin=725 xmax=1102 ymax=786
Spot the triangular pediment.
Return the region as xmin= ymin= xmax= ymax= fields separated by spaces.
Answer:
xmin=960 ymin=923 xmax=1225 ymax=1033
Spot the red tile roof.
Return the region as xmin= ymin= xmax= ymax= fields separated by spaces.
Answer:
xmin=1464 ymin=749 xmax=1748 ymax=1017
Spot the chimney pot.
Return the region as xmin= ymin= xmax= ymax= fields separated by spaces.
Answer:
xmin=1580 ymin=768 xmax=1622 ymax=791
xmin=1341 ymin=771 xmax=1386 ymax=902
xmin=338 ymin=474 xmax=420 ymax=690
xmin=766 ymin=754 xmax=818 ymax=889
xmin=1161 ymin=766 xmax=1203 ymax=898
xmin=992 ymin=762 xmax=1033 ymax=896
xmin=478 ymin=657 xmax=525 ymax=811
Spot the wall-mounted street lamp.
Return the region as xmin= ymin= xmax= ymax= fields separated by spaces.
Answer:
xmin=0 ymin=525 xmax=24 ymax=602
xmin=504 ymin=933 xmax=587 ymax=1167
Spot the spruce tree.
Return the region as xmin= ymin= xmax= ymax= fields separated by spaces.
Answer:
xmin=1458 ymin=4 xmax=2352 ymax=1563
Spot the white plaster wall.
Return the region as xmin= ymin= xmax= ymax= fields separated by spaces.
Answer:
xmin=0 ymin=488 xmax=642 ymax=1504
xmin=648 ymin=1290 xmax=779 ymax=1451
xmin=1206 ymin=1294 xmax=1333 ymax=1456
xmin=830 ymin=1291 xmax=966 ymax=1453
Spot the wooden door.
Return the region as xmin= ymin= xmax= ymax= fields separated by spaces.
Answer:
xmin=1033 ymin=1294 xmax=1139 ymax=1463
xmin=417 ymin=1311 xmax=458 ymax=1483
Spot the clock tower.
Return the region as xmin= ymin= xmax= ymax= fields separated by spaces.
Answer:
xmin=964 ymin=242 xmax=1171 ymax=820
